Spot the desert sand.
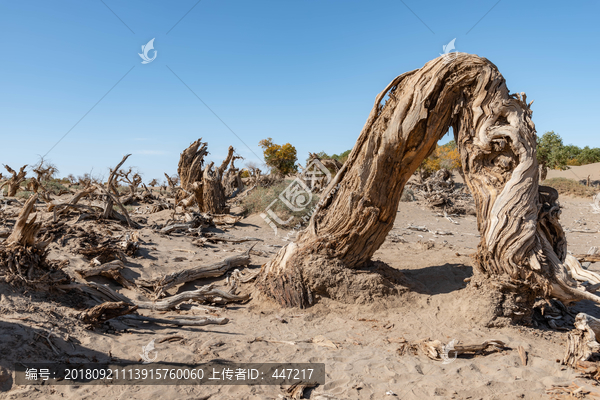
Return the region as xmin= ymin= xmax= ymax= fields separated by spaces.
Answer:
xmin=1 ymin=185 xmax=600 ymax=400
xmin=547 ymin=162 xmax=600 ymax=184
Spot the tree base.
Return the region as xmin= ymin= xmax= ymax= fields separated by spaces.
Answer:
xmin=466 ymin=273 xmax=538 ymax=327
xmin=255 ymin=243 xmax=407 ymax=308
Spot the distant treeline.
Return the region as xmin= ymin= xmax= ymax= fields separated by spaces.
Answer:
xmin=537 ymin=131 xmax=600 ymax=170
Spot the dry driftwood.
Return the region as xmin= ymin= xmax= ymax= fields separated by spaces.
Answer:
xmin=564 ymin=313 xmax=600 ymax=366
xmin=212 ymin=214 xmax=241 ymax=227
xmin=139 ymin=249 xmax=252 ymax=295
xmin=78 ymin=301 xmax=138 ymax=324
xmin=575 ymin=254 xmax=600 ymax=263
xmin=134 ymin=285 xmax=249 ymax=311
xmin=59 ymin=281 xmax=247 ymax=311
xmin=160 ymin=212 xmax=213 ymax=234
xmin=256 ymin=53 xmax=600 ymax=315
xmin=119 ymin=314 xmax=228 ymax=327
xmin=203 ymin=233 xmax=262 ymax=244
xmin=418 ymin=339 xmax=505 ymax=361
xmin=75 ymin=260 xmax=135 ymax=289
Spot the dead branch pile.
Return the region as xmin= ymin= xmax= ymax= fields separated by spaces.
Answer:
xmin=0 ymin=194 xmax=70 ymax=286
xmin=406 ymin=169 xmax=475 ymax=215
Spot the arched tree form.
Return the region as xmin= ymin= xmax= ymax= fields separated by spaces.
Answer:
xmin=256 ymin=54 xmax=600 ymax=320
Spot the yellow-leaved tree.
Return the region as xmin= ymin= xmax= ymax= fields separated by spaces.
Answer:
xmin=416 ymin=140 xmax=461 ymax=180
xmin=258 ymin=138 xmax=298 ymax=175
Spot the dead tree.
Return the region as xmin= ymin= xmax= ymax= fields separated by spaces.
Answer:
xmin=32 ymin=158 xmax=58 ymax=182
xmin=96 ymin=155 xmax=138 ymax=228
xmin=203 ymin=146 xmax=234 ymax=213
xmin=1 ymin=165 xmax=27 ymax=196
xmin=256 ymin=53 xmax=600 ymax=317
xmin=115 ymin=167 xmax=142 ymax=205
xmin=223 ymin=154 xmax=244 ymax=198
xmin=177 ymin=139 xmax=208 ymax=207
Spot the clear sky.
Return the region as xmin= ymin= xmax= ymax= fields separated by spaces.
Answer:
xmin=1 ymin=0 xmax=598 ymax=181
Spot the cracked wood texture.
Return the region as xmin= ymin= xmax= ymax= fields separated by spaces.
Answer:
xmin=257 ymin=53 xmax=599 ymax=309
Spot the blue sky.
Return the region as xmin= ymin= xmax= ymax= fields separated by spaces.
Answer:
xmin=1 ymin=0 xmax=598 ymax=181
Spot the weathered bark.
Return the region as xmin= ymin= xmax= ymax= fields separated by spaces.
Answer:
xmin=257 ymin=53 xmax=600 ymax=311
xmin=1 ymin=165 xmax=27 ymax=197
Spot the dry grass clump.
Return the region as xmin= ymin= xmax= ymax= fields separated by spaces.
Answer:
xmin=542 ymin=178 xmax=597 ymax=197
xmin=240 ymin=179 xmax=319 ymax=227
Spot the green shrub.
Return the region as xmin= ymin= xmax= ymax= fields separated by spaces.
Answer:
xmin=16 ymin=191 xmax=33 ymax=199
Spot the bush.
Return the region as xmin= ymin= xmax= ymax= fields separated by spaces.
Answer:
xmin=542 ymin=178 xmax=596 ymax=197
xmin=258 ymin=138 xmax=298 ymax=175
xmin=537 ymin=131 xmax=600 ymax=170
xmin=16 ymin=191 xmax=33 ymax=199
xmin=45 ymin=179 xmax=68 ymax=194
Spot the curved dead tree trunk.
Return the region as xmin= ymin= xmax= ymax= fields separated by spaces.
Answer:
xmin=256 ymin=53 xmax=600 ymax=314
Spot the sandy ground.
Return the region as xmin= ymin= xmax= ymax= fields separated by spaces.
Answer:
xmin=2 ymin=189 xmax=600 ymax=400
xmin=547 ymin=162 xmax=600 ymax=185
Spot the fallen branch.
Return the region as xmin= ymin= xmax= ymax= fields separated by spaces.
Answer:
xmin=58 ymin=281 xmax=248 ymax=311
xmin=203 ymin=233 xmax=262 ymax=244
xmin=139 ymin=248 xmax=252 ymax=296
xmin=418 ymin=339 xmax=505 ymax=361
xmin=75 ymin=260 xmax=135 ymax=289
xmin=135 ymin=285 xmax=249 ymax=310
xmin=575 ymin=254 xmax=600 ymax=263
xmin=78 ymin=301 xmax=138 ymax=324
xmin=119 ymin=314 xmax=228 ymax=327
